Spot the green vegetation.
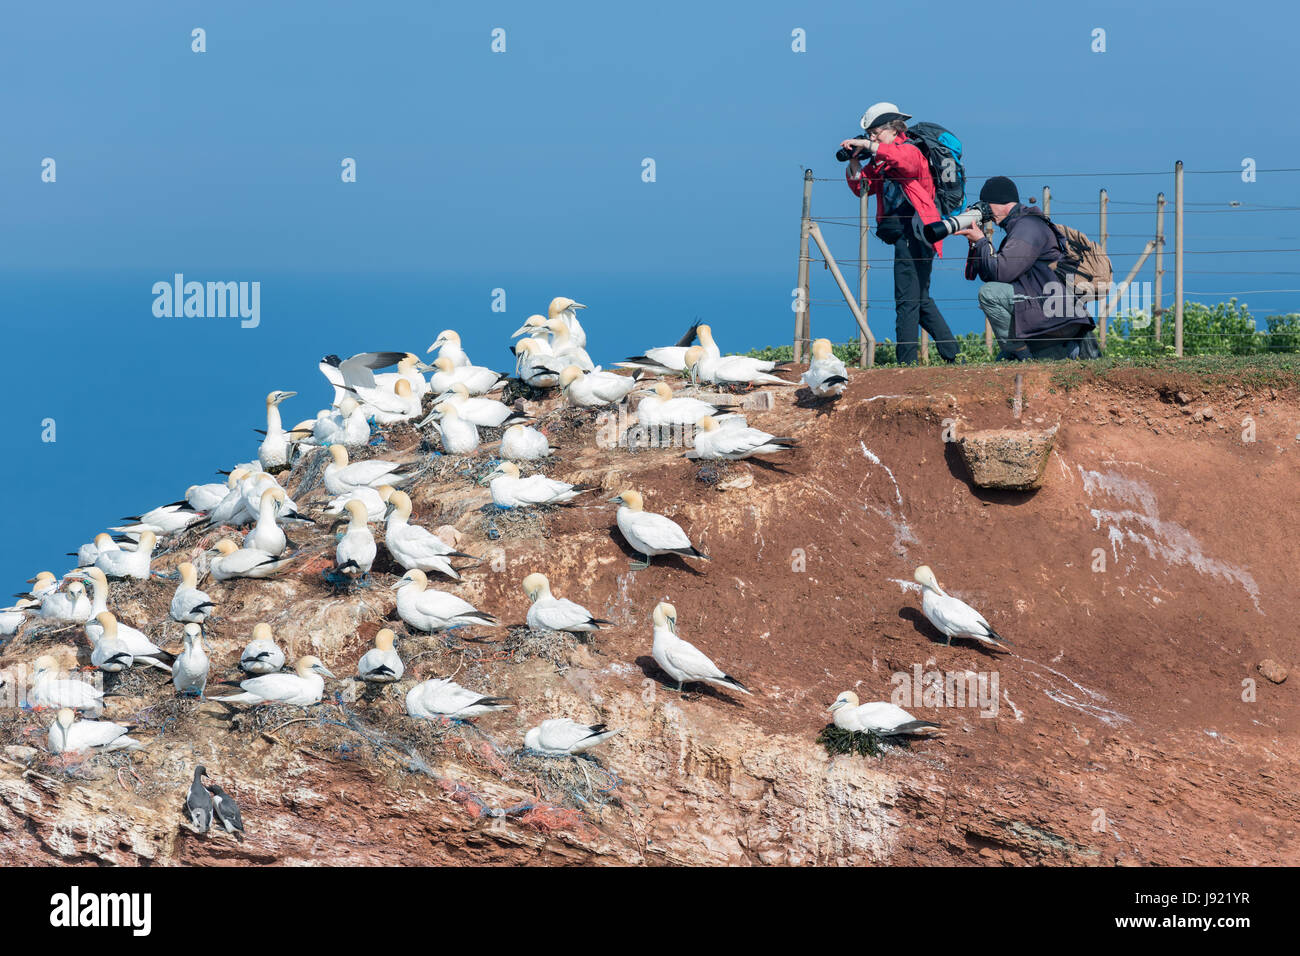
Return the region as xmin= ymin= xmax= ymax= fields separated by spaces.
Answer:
xmin=816 ymin=723 xmax=884 ymax=758
xmin=750 ymin=300 xmax=1300 ymax=369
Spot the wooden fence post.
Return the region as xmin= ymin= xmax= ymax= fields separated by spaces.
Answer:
xmin=1154 ymin=192 xmax=1165 ymax=342
xmin=808 ymin=224 xmax=875 ymax=367
xmin=1174 ymin=161 xmax=1184 ymax=357
xmin=859 ymin=180 xmax=869 ymax=368
xmin=1043 ymin=185 xmax=1051 ymax=217
xmin=795 ymin=169 xmax=813 ymax=363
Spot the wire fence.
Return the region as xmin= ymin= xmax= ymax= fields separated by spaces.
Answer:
xmin=793 ymin=163 xmax=1300 ymax=365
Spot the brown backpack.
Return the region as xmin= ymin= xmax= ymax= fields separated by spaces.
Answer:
xmin=1047 ymin=221 xmax=1113 ymax=302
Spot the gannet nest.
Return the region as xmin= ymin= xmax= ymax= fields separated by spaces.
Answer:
xmin=501 ymin=625 xmax=584 ymax=671
xmin=509 ymin=750 xmax=622 ymax=812
xmin=0 ymin=709 xmax=48 ymax=751
xmin=694 ymin=459 xmax=735 ymax=486
xmin=130 ymin=694 xmax=207 ymax=737
xmin=816 ymin=723 xmax=885 ymax=758
xmin=476 ymin=504 xmax=550 ymax=542
xmin=500 ymin=378 xmax=552 ymax=406
xmin=539 ymin=404 xmax=607 ymax=445
xmin=102 ymin=664 xmax=174 ymax=699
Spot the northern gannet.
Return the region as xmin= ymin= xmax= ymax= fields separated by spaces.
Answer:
xmin=392 ymin=569 xmax=497 ymax=632
xmin=48 ymin=708 xmax=141 ymax=755
xmin=802 ymin=338 xmax=849 ymax=397
xmin=0 ymin=599 xmax=37 ymax=636
xmin=334 ymin=500 xmax=377 ymax=578
xmin=829 ymin=691 xmax=941 ymax=737
xmin=185 ymin=482 xmax=230 ymax=512
xmin=499 ymin=423 xmax=554 ymax=460
xmin=186 ymin=766 xmax=213 ymax=833
xmin=239 ymin=623 xmax=285 ymax=675
xmin=323 ymin=445 xmax=411 ymax=496
xmin=210 ymin=655 xmax=335 ymax=706
xmin=488 ymin=462 xmax=590 ymax=508
xmin=21 ymin=572 xmax=59 ymax=600
xmin=37 ymin=579 xmax=92 ymax=624
xmin=522 ymin=572 xmax=610 ymax=634
xmin=547 ymin=296 xmax=589 ymax=351
xmin=687 ymin=415 xmax=797 ymax=460
xmin=420 ymin=383 xmax=527 ymax=429
xmin=207 ymin=468 xmax=257 ymax=527
xmin=373 ymin=352 xmax=430 ymax=399
xmin=610 ymin=490 xmax=709 ymax=570
xmin=425 ymin=356 xmax=505 ymax=396
xmin=559 ymin=366 xmax=636 ymax=408
xmin=350 ymin=377 xmax=421 ymax=425
xmin=87 ymin=611 xmax=135 ymax=673
xmin=684 ymin=346 xmax=797 ymax=388
xmin=357 ymin=628 xmax=404 ymax=684
xmin=243 ymin=487 xmax=291 ymax=556
xmin=430 ymin=402 xmax=479 ymax=455
xmin=257 ymin=390 xmax=299 ymax=470
xmin=545 ymin=318 xmax=594 ymax=371
xmin=85 ymin=608 xmax=172 ymax=672
xmin=524 ymin=718 xmax=620 ymax=755
xmin=209 ymin=784 xmax=245 ymax=841
xmin=634 ymin=382 xmax=730 ymax=429
xmin=651 ymin=601 xmax=751 ymax=695
xmin=233 ymin=471 xmax=306 ymax=526
xmin=509 ymin=314 xmax=552 ymax=343
xmin=208 ymin=539 xmax=293 ymax=581
xmin=94 ymin=530 xmax=156 ymax=580
xmin=173 ymin=623 xmax=210 ymax=696
xmin=513 ymin=339 xmax=565 ymax=388
xmin=68 ymin=532 xmax=121 ymax=568
xmin=324 ymin=483 xmax=396 ymax=523
xmin=616 ymin=321 xmax=703 ymax=375
xmin=405 ymin=677 xmax=511 ymax=720
xmin=914 ymin=566 xmax=1012 ymax=650
xmin=170 ymin=562 xmax=215 ymax=623
xmin=319 ymin=352 xmax=408 ymax=407
xmin=302 ymin=394 xmax=372 ymax=448
xmin=112 ymin=501 xmax=206 ymax=537
xmin=427 ymin=329 xmax=471 ymax=368
xmin=383 ymin=490 xmax=476 ymax=580
xmin=30 ymin=655 xmax=104 ymax=713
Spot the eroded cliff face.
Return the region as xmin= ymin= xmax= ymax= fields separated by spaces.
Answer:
xmin=3 ymin=363 xmax=1298 ymax=866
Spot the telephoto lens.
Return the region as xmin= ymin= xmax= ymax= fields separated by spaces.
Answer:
xmin=922 ymin=202 xmax=990 ymax=244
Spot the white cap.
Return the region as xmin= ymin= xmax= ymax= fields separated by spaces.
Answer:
xmin=860 ymin=102 xmax=912 ymax=131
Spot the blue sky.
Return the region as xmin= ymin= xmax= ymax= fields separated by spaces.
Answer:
xmin=2 ymin=0 xmax=1298 ymax=589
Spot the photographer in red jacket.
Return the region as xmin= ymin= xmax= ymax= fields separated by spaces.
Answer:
xmin=841 ymin=102 xmax=958 ymax=365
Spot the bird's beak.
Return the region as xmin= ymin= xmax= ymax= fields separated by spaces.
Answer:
xmin=606 ymin=494 xmax=623 ymax=503
xmin=510 ymin=325 xmax=531 ymax=338
xmin=572 ymin=302 xmax=587 ymax=310
xmin=277 ymin=391 xmax=298 ymax=403
xmin=389 ymin=578 xmax=406 ymax=590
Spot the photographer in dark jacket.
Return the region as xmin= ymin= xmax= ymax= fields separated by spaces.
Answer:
xmin=956 ymin=176 xmax=1097 ymax=360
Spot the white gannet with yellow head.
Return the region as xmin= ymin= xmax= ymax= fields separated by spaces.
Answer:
xmin=829 ymin=691 xmax=941 ymax=737
xmin=29 ymin=654 xmax=104 ymax=713
xmin=208 ymin=538 xmax=293 ymax=581
xmin=499 ymin=423 xmax=554 ymax=461
xmin=373 ymin=352 xmax=430 ymax=399
xmin=37 ymin=579 xmax=92 ymax=624
xmin=172 ymin=622 xmax=210 ymax=696
xmin=239 ymin=623 xmax=285 ymax=675
xmin=86 ymin=608 xmax=172 ymax=672
xmin=323 ymin=444 xmax=411 ymax=496
xmin=258 ymin=389 xmax=299 ymax=470
xmin=383 ymin=490 xmax=476 ymax=581
xmin=547 ymin=296 xmax=589 ymax=351
xmin=357 ymin=628 xmax=404 ymax=684
xmin=334 ymin=499 xmax=377 ymax=578
xmin=651 ymin=601 xmax=751 ymax=695
xmin=559 ymin=366 xmax=636 ymax=408
xmin=913 ymin=565 xmax=1012 ymax=650
xmin=430 ymin=402 xmax=479 ymax=455
xmin=802 ymin=338 xmax=849 ymax=397
xmin=324 ymin=483 xmax=395 ymax=523
xmin=523 ymin=718 xmax=620 ymax=755
xmin=544 ymin=318 xmax=594 ymax=371
xmin=391 ymin=569 xmax=497 ymax=632
xmin=94 ymin=531 xmax=156 ymax=580
xmin=48 ymin=707 xmax=140 ymax=754
xmin=421 ymin=383 xmax=528 ymax=429
xmin=422 ymin=356 xmax=505 ymax=396
xmin=509 ymin=314 xmax=554 ymax=351
xmin=687 ymin=414 xmax=797 ymax=461
xmin=427 ymin=329 xmax=470 ymax=368
xmin=684 ymin=346 xmax=796 ymax=388
xmin=406 ymin=676 xmax=511 ymax=720
xmin=170 ymin=561 xmax=215 ymax=624
xmin=521 ymin=572 xmax=610 ymax=634
xmin=210 ymin=655 xmax=336 ymax=706
xmin=243 ymin=487 xmax=292 ymax=556
xmin=487 ymin=462 xmax=591 ymax=509
xmin=609 ymin=490 xmax=708 ymax=571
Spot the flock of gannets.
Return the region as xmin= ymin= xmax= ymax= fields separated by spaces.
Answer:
xmin=0 ymin=302 xmax=1017 ymax=844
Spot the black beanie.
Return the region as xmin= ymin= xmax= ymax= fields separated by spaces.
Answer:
xmin=979 ymin=176 xmax=1019 ymax=204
